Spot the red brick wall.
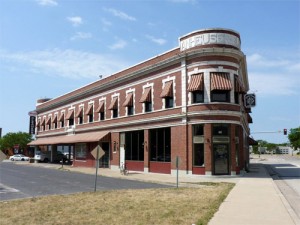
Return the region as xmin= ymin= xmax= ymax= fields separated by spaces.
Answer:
xmin=171 ymin=125 xmax=188 ymax=171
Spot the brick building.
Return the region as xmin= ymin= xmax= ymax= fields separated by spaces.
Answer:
xmin=28 ymin=28 xmax=252 ymax=176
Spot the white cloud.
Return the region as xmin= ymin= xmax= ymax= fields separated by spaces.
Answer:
xmin=146 ymin=35 xmax=167 ymax=45
xmin=104 ymin=8 xmax=136 ymax=21
xmin=109 ymin=39 xmax=127 ymax=50
xmin=67 ymin=16 xmax=83 ymax=27
xmin=247 ymin=53 xmax=300 ymax=96
xmin=70 ymin=32 xmax=92 ymax=41
xmin=0 ymin=49 xmax=130 ymax=79
xmin=101 ymin=18 xmax=112 ymax=26
xmin=36 ymin=0 xmax=58 ymax=6
xmin=247 ymin=53 xmax=290 ymax=68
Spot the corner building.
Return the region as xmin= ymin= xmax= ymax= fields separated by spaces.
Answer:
xmin=29 ymin=28 xmax=253 ymax=176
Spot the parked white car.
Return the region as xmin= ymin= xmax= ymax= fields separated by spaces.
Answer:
xmin=9 ymin=154 xmax=30 ymax=161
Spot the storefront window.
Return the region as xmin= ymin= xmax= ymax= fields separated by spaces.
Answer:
xmin=193 ymin=125 xmax=204 ymax=166
xmin=75 ymin=143 xmax=87 ymax=159
xmin=125 ymin=131 xmax=144 ymax=160
xmin=150 ymin=127 xmax=171 ymax=162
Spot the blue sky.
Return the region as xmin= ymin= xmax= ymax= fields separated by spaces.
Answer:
xmin=0 ymin=0 xmax=299 ymax=144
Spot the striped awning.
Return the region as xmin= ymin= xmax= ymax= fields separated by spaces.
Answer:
xmin=95 ymin=101 xmax=105 ymax=113
xmin=52 ymin=115 xmax=58 ymax=123
xmin=75 ymin=107 xmax=83 ymax=118
xmin=160 ymin=81 xmax=173 ymax=98
xmin=85 ymin=104 xmax=93 ymax=115
xmin=187 ymin=73 xmax=204 ymax=92
xmin=46 ymin=117 xmax=51 ymax=125
xmin=28 ymin=131 xmax=110 ymax=146
xmin=36 ymin=120 xmax=41 ymax=127
xmin=66 ymin=110 xmax=74 ymax=120
xmin=58 ymin=113 xmax=64 ymax=122
xmin=41 ymin=118 xmax=46 ymax=126
xmin=123 ymin=92 xmax=133 ymax=107
xmin=234 ymin=75 xmax=245 ymax=93
xmin=211 ymin=73 xmax=232 ymax=90
xmin=139 ymin=87 xmax=151 ymax=103
xmin=108 ymin=97 xmax=118 ymax=110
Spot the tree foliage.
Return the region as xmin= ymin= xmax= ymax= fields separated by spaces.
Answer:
xmin=0 ymin=132 xmax=33 ymax=151
xmin=288 ymin=127 xmax=300 ymax=149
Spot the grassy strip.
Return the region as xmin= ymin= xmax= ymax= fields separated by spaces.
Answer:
xmin=0 ymin=182 xmax=234 ymax=225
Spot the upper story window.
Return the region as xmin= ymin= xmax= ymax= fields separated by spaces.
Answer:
xmin=66 ymin=109 xmax=74 ymax=126
xmin=46 ymin=117 xmax=51 ymax=130
xmin=41 ymin=118 xmax=46 ymax=131
xmin=58 ymin=113 xmax=65 ymax=128
xmin=108 ymin=97 xmax=118 ymax=118
xmin=53 ymin=114 xmax=58 ymax=129
xmin=139 ymin=87 xmax=152 ymax=112
xmin=85 ymin=104 xmax=94 ymax=123
xmin=234 ymin=75 xmax=245 ymax=104
xmin=76 ymin=107 xmax=83 ymax=124
xmin=160 ymin=81 xmax=173 ymax=109
xmin=95 ymin=100 xmax=105 ymax=121
xmin=36 ymin=119 xmax=41 ymax=132
xmin=210 ymin=72 xmax=232 ymax=103
xmin=188 ymin=73 xmax=204 ymax=104
xmin=123 ymin=92 xmax=134 ymax=116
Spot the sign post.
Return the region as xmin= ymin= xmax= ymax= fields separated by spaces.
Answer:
xmin=91 ymin=145 xmax=105 ymax=192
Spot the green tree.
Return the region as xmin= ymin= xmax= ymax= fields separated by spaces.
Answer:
xmin=0 ymin=132 xmax=33 ymax=152
xmin=288 ymin=127 xmax=300 ymax=149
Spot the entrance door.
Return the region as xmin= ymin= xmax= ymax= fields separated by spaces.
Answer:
xmin=213 ymin=144 xmax=229 ymax=175
xmin=99 ymin=142 xmax=110 ymax=168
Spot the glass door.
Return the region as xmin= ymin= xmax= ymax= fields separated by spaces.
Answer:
xmin=213 ymin=144 xmax=229 ymax=175
xmin=99 ymin=142 xmax=110 ymax=168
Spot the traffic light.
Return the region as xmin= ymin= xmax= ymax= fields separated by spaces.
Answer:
xmin=283 ymin=129 xmax=287 ymax=135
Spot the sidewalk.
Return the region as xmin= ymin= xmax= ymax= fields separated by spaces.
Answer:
xmin=25 ymin=159 xmax=299 ymax=225
xmin=209 ymin=161 xmax=298 ymax=225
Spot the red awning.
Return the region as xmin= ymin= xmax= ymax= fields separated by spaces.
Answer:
xmin=122 ymin=92 xmax=133 ymax=107
xmin=28 ymin=131 xmax=110 ymax=145
xmin=160 ymin=81 xmax=173 ymax=98
xmin=41 ymin=118 xmax=46 ymax=126
xmin=108 ymin=97 xmax=118 ymax=110
xmin=139 ymin=87 xmax=151 ymax=103
xmin=95 ymin=101 xmax=105 ymax=113
xmin=211 ymin=73 xmax=232 ymax=90
xmin=58 ymin=113 xmax=64 ymax=122
xmin=75 ymin=107 xmax=83 ymax=118
xmin=187 ymin=73 xmax=204 ymax=91
xmin=235 ymin=75 xmax=245 ymax=93
xmin=85 ymin=104 xmax=93 ymax=115
xmin=52 ymin=115 xmax=58 ymax=123
xmin=66 ymin=110 xmax=74 ymax=120
xmin=46 ymin=117 xmax=51 ymax=125
xmin=36 ymin=120 xmax=41 ymax=127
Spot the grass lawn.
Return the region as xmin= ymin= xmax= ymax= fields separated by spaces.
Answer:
xmin=0 ymin=182 xmax=234 ymax=225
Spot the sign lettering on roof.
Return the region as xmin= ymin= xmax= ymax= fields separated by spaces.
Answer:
xmin=180 ymin=32 xmax=241 ymax=51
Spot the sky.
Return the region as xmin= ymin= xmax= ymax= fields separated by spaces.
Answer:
xmin=0 ymin=0 xmax=299 ymax=144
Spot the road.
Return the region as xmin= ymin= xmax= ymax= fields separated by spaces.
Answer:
xmin=259 ymin=154 xmax=300 ymax=219
xmin=0 ymin=162 xmax=172 ymax=201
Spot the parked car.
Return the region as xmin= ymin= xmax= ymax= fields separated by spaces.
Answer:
xmin=9 ymin=154 xmax=30 ymax=161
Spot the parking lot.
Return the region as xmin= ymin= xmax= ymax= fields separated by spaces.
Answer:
xmin=0 ymin=161 xmax=172 ymax=201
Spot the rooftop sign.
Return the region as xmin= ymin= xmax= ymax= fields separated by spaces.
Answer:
xmin=180 ymin=30 xmax=241 ymax=51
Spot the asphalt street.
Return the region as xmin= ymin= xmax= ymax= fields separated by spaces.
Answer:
xmin=260 ymin=155 xmax=300 ymax=219
xmin=0 ymin=162 xmax=172 ymax=201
